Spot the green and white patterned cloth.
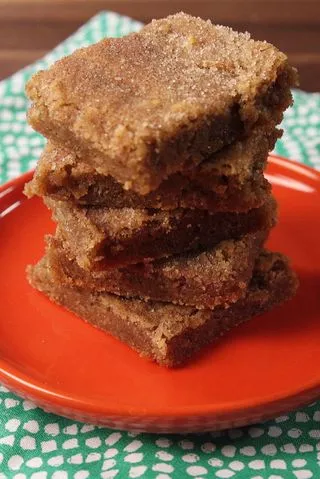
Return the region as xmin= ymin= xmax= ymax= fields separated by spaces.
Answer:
xmin=0 ymin=12 xmax=320 ymax=479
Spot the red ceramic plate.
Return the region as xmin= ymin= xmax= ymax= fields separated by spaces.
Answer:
xmin=0 ymin=155 xmax=320 ymax=433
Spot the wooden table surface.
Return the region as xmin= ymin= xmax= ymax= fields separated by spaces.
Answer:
xmin=1 ymin=0 xmax=320 ymax=91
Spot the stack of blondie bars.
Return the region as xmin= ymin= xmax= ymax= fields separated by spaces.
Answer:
xmin=26 ymin=13 xmax=298 ymax=366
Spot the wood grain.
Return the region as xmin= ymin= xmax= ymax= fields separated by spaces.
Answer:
xmin=0 ymin=0 xmax=319 ymax=91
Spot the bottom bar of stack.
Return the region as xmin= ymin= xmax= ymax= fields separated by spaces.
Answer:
xmin=27 ymin=250 xmax=298 ymax=367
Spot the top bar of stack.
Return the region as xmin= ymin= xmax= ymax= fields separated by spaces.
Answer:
xmin=26 ymin=13 xmax=297 ymax=195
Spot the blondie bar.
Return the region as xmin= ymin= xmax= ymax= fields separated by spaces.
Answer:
xmin=46 ymin=196 xmax=277 ymax=269
xmin=45 ymin=231 xmax=265 ymax=309
xmin=26 ymin=13 xmax=297 ymax=194
xmin=25 ymin=129 xmax=277 ymax=212
xmin=27 ymin=251 xmax=298 ymax=366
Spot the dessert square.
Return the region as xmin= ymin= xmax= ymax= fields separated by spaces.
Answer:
xmin=27 ymin=251 xmax=298 ymax=366
xmin=25 ymin=128 xmax=278 ymax=212
xmin=45 ymin=231 xmax=265 ymax=309
xmin=45 ymin=196 xmax=277 ymax=270
xmin=26 ymin=13 xmax=297 ymax=194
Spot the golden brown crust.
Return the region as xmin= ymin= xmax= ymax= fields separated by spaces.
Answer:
xmin=26 ymin=13 xmax=297 ymax=194
xmin=27 ymin=250 xmax=299 ymax=366
xmin=45 ymin=196 xmax=277 ymax=270
xmin=25 ymin=129 xmax=278 ymax=211
xmin=44 ymin=231 xmax=265 ymax=309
